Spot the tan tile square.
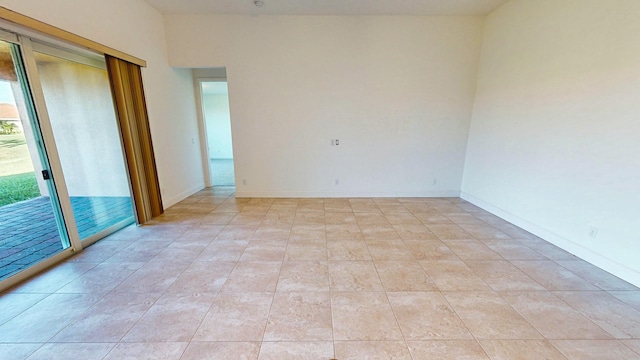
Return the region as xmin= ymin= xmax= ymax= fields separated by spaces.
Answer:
xmin=27 ymin=343 xmax=114 ymax=360
xmin=0 ymin=294 xmax=99 ymax=342
xmin=325 ymin=212 xmax=357 ymax=225
xmin=241 ymin=204 xmax=271 ymax=214
xmin=551 ymin=340 xmax=640 ymax=360
xmin=294 ymin=211 xmax=325 ymax=225
xmin=459 ymin=224 xmax=511 ymax=239
xmin=413 ymin=212 xmax=453 ymax=225
xmin=55 ymin=262 xmax=143 ymax=294
xmin=297 ymin=200 xmax=324 ymax=212
xmin=501 ymin=291 xmax=613 ymax=339
xmin=51 ymin=293 xmax=159 ymax=342
xmin=556 ymin=260 xmax=638 ymax=291
xmin=216 ymin=225 xmax=258 ymax=240
xmin=407 ymin=340 xmax=489 ymax=359
xmin=621 ymin=339 xmax=640 ymax=355
xmin=261 ymin=212 xmax=295 ymax=225
xmin=609 ymin=291 xmax=640 ymax=312
xmin=480 ymin=239 xmax=547 ymax=260
xmin=326 ymin=224 xmax=363 ymax=240
xmin=329 ymin=261 xmax=383 ymax=291
xmin=404 ymin=240 xmax=458 ymax=260
xmin=466 ymin=261 xmax=544 ymax=291
xmin=388 ymin=292 xmax=472 ymax=340
xmin=0 ymin=293 xmax=49 ymax=325
xmin=428 ymin=224 xmax=474 ymax=240
xmin=555 ymin=291 xmax=640 ymax=338
xmin=230 ymin=213 xmax=265 ymax=225
xmin=10 ymin=260 xmax=96 ymax=293
xmin=327 ymin=239 xmax=371 ymax=260
xmin=258 ymin=342 xmax=334 ymax=360
xmin=182 ymin=342 xmax=260 ymax=360
xmin=165 ymin=261 xmax=235 ymax=294
xmin=334 ymin=341 xmax=411 ymax=359
xmin=113 ymin=261 xmax=190 ymax=293
xmin=107 ymin=240 xmax=171 ymax=262
xmin=277 ymin=261 xmax=329 ymax=292
xmin=200 ymin=213 xmax=235 ymax=225
xmin=479 ymin=340 xmax=566 ymax=360
xmin=518 ymin=240 xmax=579 ymax=260
xmin=444 ymin=213 xmax=484 ymax=224
xmin=332 ymin=292 xmax=403 ymax=340
xmin=284 ymin=240 xmax=327 ymax=260
xmin=194 ymin=292 xmax=273 ymax=341
xmin=512 ymin=261 xmax=599 ymax=291
xmin=150 ymin=241 xmax=208 ymax=263
xmin=264 ymin=292 xmax=332 ymax=341
xmin=366 ymin=240 xmax=414 ymax=260
xmin=355 ymin=213 xmax=390 ymax=225
xmin=239 ymin=240 xmax=288 ymax=261
xmin=393 ymin=224 xmax=439 ymax=240
xmin=252 ymin=224 xmax=292 ymax=240
xmin=196 ymin=239 xmax=248 ymax=261
xmin=419 ymin=261 xmax=491 ymax=291
xmin=404 ymin=204 xmax=436 ymax=213
xmin=123 ymin=292 xmax=215 ymax=342
xmin=375 ymin=261 xmax=437 ymax=291
xmin=103 ymin=342 xmax=187 ymax=360
xmin=0 ymin=344 xmax=41 ymax=360
xmin=349 ymin=199 xmax=381 ymax=213
xmin=444 ymin=291 xmax=543 ymax=339
xmin=445 ymin=240 xmax=503 ymax=260
xmin=324 ymin=199 xmax=352 ymax=212
xmin=290 ymin=224 xmax=326 ymax=241
xmin=221 ymin=261 xmax=282 ymax=293
xmin=360 ymin=224 xmax=400 ymax=240
xmin=384 ymin=213 xmax=422 ymax=225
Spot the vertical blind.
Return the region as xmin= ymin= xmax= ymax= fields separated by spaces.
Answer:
xmin=106 ymin=56 xmax=163 ymax=223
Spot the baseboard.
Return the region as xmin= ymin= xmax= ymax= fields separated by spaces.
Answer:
xmin=460 ymin=192 xmax=640 ymax=287
xmin=163 ymin=182 xmax=205 ymax=208
xmin=234 ymin=190 xmax=461 ymax=198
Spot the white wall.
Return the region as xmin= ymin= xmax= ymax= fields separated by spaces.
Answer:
xmin=165 ymin=15 xmax=484 ymax=197
xmin=203 ymin=93 xmax=234 ymax=159
xmin=462 ymin=0 xmax=640 ymax=285
xmin=0 ymin=0 xmax=204 ymax=206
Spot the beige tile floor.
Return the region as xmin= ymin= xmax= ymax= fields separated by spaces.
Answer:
xmin=1 ymin=187 xmax=640 ymax=359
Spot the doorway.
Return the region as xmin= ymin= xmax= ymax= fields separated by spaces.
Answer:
xmin=200 ymin=80 xmax=235 ymax=186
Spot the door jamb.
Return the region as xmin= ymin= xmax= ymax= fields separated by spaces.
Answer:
xmin=194 ymin=76 xmax=228 ymax=188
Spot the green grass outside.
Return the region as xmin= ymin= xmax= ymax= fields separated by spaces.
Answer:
xmin=0 ymin=172 xmax=40 ymax=207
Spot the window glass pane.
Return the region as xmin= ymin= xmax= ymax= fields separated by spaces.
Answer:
xmin=34 ymin=50 xmax=134 ymax=241
xmin=0 ymin=40 xmax=69 ymax=281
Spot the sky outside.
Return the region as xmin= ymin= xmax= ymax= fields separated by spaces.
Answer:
xmin=0 ymin=81 xmax=16 ymax=104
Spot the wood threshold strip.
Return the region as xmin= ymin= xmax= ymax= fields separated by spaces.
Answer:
xmin=0 ymin=6 xmax=146 ymax=67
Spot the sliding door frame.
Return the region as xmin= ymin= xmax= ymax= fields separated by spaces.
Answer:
xmin=0 ymin=7 xmax=159 ymax=292
xmin=0 ymin=33 xmax=80 ymax=291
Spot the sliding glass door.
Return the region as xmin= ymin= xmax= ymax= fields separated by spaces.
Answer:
xmin=0 ymin=37 xmax=71 ymax=281
xmin=32 ymin=43 xmax=134 ymax=243
xmin=0 ymin=31 xmax=135 ymax=286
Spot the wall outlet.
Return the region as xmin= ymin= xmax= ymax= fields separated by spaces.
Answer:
xmin=588 ymin=226 xmax=598 ymax=239
xmin=242 ymin=179 xmax=247 ymax=186
xmin=432 ymin=177 xmax=437 ymax=186
xmin=335 ymin=178 xmax=340 ymax=185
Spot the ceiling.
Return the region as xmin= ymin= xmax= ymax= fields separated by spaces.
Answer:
xmin=144 ymin=0 xmax=510 ymax=16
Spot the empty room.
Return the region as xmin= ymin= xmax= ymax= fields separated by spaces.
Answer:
xmin=0 ymin=0 xmax=638 ymax=359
